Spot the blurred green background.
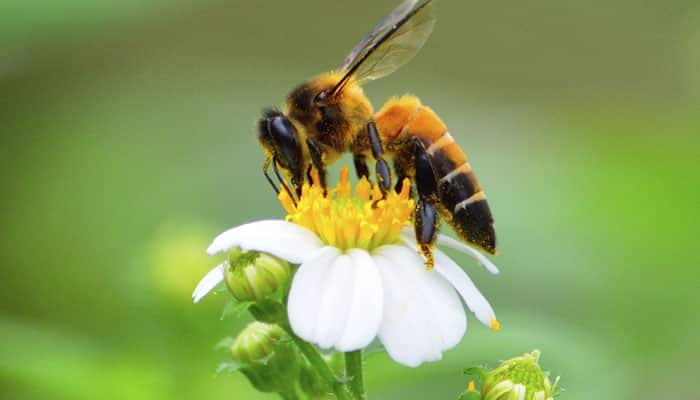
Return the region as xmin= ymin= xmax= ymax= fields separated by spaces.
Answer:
xmin=1 ymin=0 xmax=699 ymax=399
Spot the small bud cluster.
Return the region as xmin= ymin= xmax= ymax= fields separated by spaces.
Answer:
xmin=230 ymin=321 xmax=337 ymax=398
xmin=459 ymin=350 xmax=560 ymax=400
xmin=220 ymin=249 xmax=335 ymax=398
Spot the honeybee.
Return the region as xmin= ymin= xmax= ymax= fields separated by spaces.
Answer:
xmin=256 ymin=0 xmax=496 ymax=268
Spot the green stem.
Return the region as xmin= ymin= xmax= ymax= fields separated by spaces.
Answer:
xmin=278 ymin=380 xmax=306 ymax=400
xmin=279 ymin=390 xmax=301 ymax=400
xmin=345 ymin=351 xmax=365 ymax=400
xmin=285 ymin=326 xmax=352 ymax=400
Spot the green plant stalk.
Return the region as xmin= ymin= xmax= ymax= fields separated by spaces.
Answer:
xmin=278 ymin=380 xmax=305 ymax=400
xmin=286 ymin=328 xmax=353 ymax=400
xmin=344 ymin=350 xmax=365 ymax=400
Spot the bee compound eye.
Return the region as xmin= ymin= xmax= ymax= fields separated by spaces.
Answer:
xmin=267 ymin=116 xmax=302 ymax=178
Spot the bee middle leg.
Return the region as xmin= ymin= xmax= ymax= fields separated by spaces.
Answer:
xmin=411 ymin=136 xmax=440 ymax=271
xmin=367 ymin=120 xmax=392 ymax=195
xmin=393 ymin=156 xmax=410 ymax=194
xmin=305 ymin=137 xmax=328 ymax=193
xmin=353 ymin=154 xmax=370 ymax=180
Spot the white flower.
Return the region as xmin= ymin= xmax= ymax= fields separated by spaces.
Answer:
xmin=193 ymin=167 xmax=500 ymax=368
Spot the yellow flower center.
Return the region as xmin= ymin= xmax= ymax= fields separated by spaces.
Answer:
xmin=278 ymin=166 xmax=414 ymax=252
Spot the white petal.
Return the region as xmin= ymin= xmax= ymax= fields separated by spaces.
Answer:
xmin=401 ymin=227 xmax=499 ymax=274
xmin=288 ymin=247 xmax=383 ymax=352
xmin=288 ymin=246 xmax=340 ymax=341
xmin=374 ymin=244 xmax=466 ymax=368
xmin=513 ymin=384 xmax=527 ymax=400
xmin=207 ymin=220 xmax=322 ymax=263
xmin=435 ymin=233 xmax=500 ymax=275
xmin=192 ymin=263 xmax=225 ymax=303
xmin=313 ymin=254 xmax=354 ymax=349
xmin=335 ymin=249 xmax=383 ymax=351
xmin=489 ymin=381 xmax=514 ymax=399
xmin=433 ymin=249 xmax=497 ymax=328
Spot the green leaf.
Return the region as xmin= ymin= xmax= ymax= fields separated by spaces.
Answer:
xmin=457 ymin=391 xmax=481 ymax=400
xmin=215 ymin=361 xmax=243 ymax=375
xmin=464 ymin=366 xmax=488 ymax=381
xmin=214 ymin=336 xmax=234 ymax=351
xmin=220 ymin=300 xmax=255 ymax=320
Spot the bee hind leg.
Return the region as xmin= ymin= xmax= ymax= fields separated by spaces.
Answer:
xmin=416 ymin=201 xmax=438 ymax=270
xmin=412 ymin=136 xmax=440 ymax=270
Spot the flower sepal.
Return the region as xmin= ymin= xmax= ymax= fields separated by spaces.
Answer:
xmin=457 ymin=391 xmax=482 ymax=400
xmin=456 ymin=379 xmax=482 ymax=400
xmin=248 ymin=298 xmax=287 ymax=324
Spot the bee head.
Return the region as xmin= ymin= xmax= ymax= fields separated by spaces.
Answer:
xmin=256 ymin=108 xmax=304 ymax=188
xmin=285 ymin=72 xmax=372 ymax=141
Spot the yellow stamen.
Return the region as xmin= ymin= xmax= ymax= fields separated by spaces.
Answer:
xmin=278 ymin=189 xmax=296 ymax=215
xmin=490 ymin=317 xmax=501 ymax=333
xmin=467 ymin=380 xmax=476 ymax=392
xmin=279 ymin=166 xmax=414 ymax=252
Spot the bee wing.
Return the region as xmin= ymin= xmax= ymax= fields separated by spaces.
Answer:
xmin=333 ymin=0 xmax=435 ymax=93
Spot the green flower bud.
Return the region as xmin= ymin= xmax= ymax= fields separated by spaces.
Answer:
xmin=225 ymin=248 xmax=291 ymax=302
xmin=231 ymin=322 xmax=301 ymax=394
xmin=481 ymin=350 xmax=559 ymax=400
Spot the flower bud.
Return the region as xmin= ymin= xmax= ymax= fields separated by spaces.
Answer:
xmin=230 ymin=322 xmax=301 ymax=394
xmin=224 ymin=248 xmax=291 ymax=302
xmin=481 ymin=350 xmax=559 ymax=400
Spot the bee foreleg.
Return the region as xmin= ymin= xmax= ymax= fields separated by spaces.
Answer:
xmin=306 ymin=137 xmax=328 ymax=193
xmin=272 ymin=157 xmax=297 ymax=207
xmin=262 ymin=156 xmax=280 ymax=195
xmin=412 ymin=136 xmax=440 ymax=270
xmin=367 ymin=121 xmax=392 ymax=195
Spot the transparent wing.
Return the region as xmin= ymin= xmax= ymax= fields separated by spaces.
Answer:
xmin=338 ymin=0 xmax=423 ymax=72
xmin=336 ymin=0 xmax=435 ymax=88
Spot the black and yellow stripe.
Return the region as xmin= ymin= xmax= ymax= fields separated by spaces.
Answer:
xmin=375 ymin=96 xmax=497 ymax=254
xmin=428 ymin=139 xmax=496 ymax=255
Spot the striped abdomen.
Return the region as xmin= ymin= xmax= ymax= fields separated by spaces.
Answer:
xmin=375 ymin=96 xmax=497 ymax=254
